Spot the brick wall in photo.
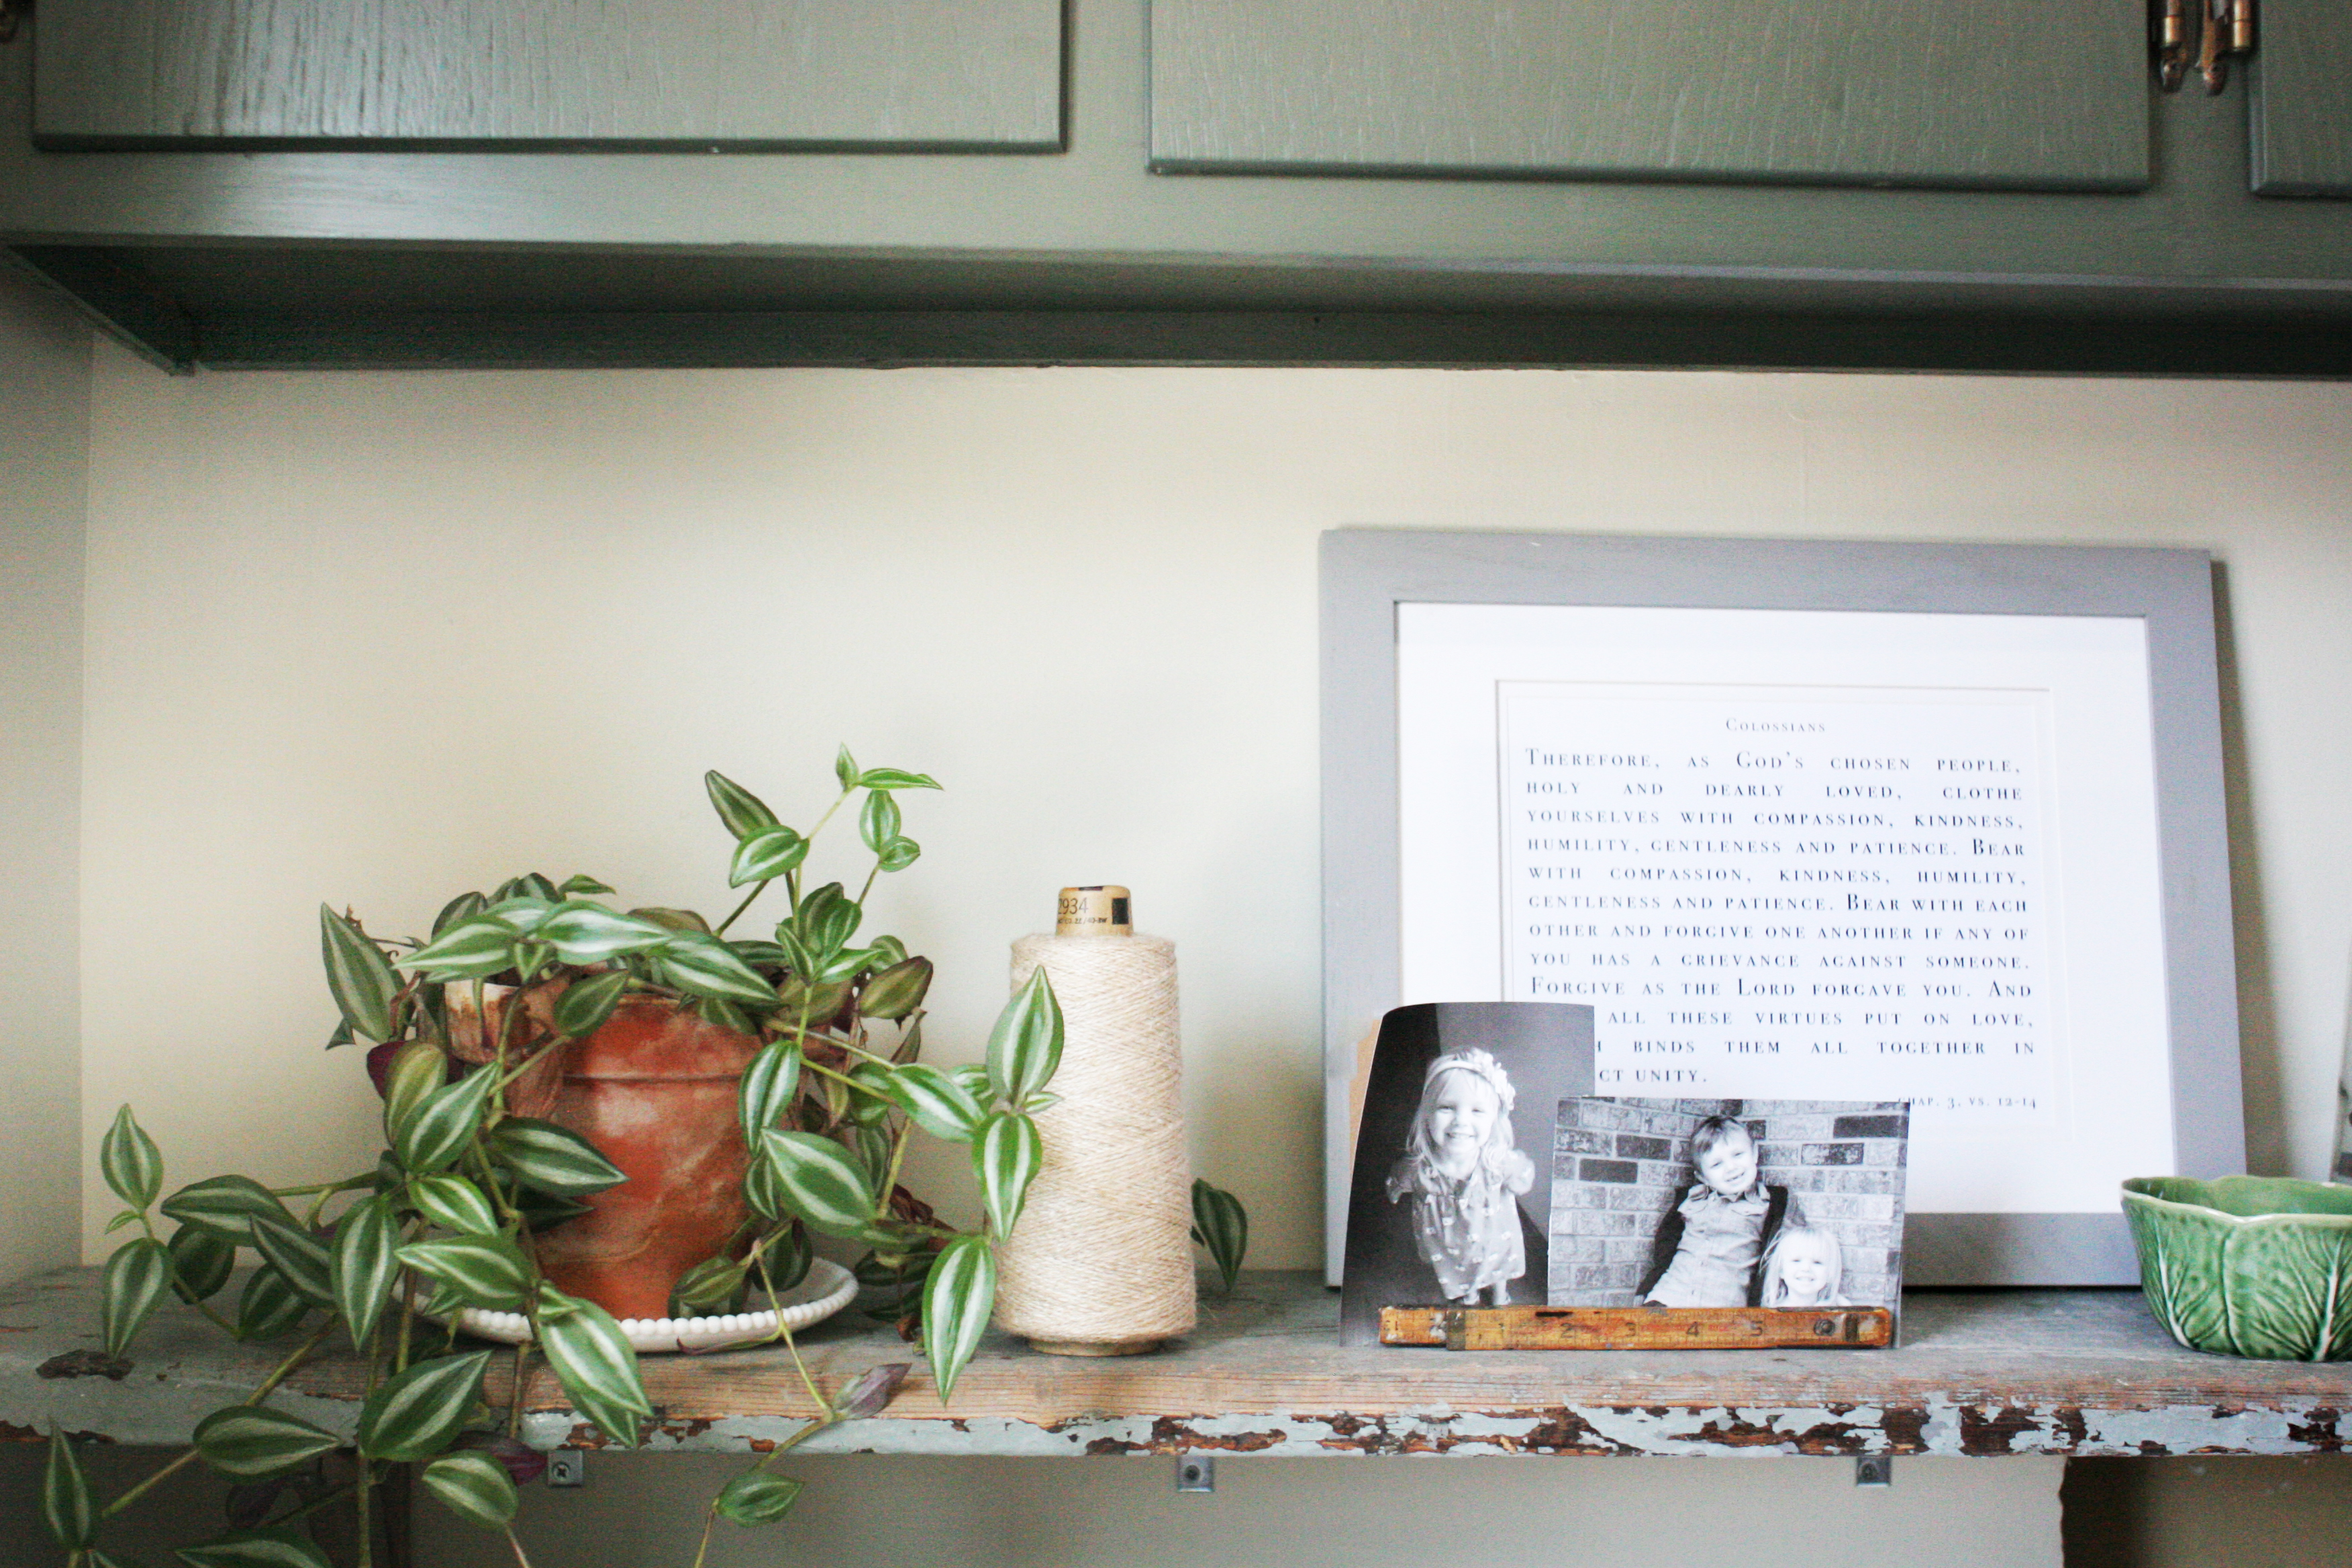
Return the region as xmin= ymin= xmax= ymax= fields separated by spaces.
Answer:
xmin=1547 ymin=1098 xmax=1910 ymax=1308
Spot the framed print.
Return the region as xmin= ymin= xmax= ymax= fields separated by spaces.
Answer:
xmin=1321 ymin=530 xmax=2243 ymax=1285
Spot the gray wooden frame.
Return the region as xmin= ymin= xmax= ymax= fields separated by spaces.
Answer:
xmin=1320 ymin=530 xmax=2245 ymax=1286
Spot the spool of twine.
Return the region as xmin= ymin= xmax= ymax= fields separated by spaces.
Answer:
xmin=993 ymin=905 xmax=1195 ymax=1356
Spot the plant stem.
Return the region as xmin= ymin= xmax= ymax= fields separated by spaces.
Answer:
xmin=690 ymin=1410 xmax=840 ymax=1568
xmin=101 ymin=1317 xmax=338 ymax=1518
xmin=255 ymin=1479 xmax=356 ymax=1531
xmin=880 ymin=1123 xmax=914 ymax=1215
xmin=713 ymin=880 xmax=771 ymax=937
xmin=508 ymin=1342 xmax=532 ymax=1440
xmin=505 ymin=1526 xmax=537 ymax=1568
xmin=354 ymin=1457 xmax=374 ymax=1568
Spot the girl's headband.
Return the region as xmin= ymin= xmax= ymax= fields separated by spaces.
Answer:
xmin=1423 ymin=1048 xmax=1516 ymax=1115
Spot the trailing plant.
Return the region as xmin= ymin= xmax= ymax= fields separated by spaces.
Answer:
xmin=60 ymin=754 xmax=1068 ymax=1568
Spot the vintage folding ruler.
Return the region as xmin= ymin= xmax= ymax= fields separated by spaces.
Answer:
xmin=1379 ymin=1304 xmax=1895 ymax=1351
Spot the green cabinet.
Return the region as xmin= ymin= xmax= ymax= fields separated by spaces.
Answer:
xmin=2252 ymin=0 xmax=2352 ymax=195
xmin=1150 ymin=0 xmax=2149 ymax=191
xmin=34 ymin=0 xmax=1063 ymax=150
xmin=3 ymin=0 xmax=2350 ymax=374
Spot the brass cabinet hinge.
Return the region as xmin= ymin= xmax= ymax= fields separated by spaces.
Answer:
xmin=2156 ymin=0 xmax=2256 ymax=94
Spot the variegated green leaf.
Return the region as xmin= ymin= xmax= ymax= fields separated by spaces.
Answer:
xmin=852 ymin=767 xmax=942 ymax=791
xmin=484 ymin=1118 xmax=626 ymax=1197
xmin=758 ymin=1130 xmax=878 ymax=1239
xmin=856 ymin=957 xmax=933 ymax=1022
xmin=162 ymin=1175 xmax=291 ymax=1242
xmin=100 ymin=1104 xmax=164 ymax=1212
xmin=920 ymin=1234 xmax=996 ymax=1402
xmin=656 ymin=932 xmax=781 ymax=1006
xmin=851 ymin=1123 xmax=895 ymax=1190
xmin=409 ymin=1172 xmax=501 ymax=1234
xmin=738 ymin=1040 xmax=803 ymax=1137
xmin=844 ymin=1061 xmax=897 ymax=1128
xmin=774 ymin=973 xmax=850 ymax=1028
xmin=319 ymin=904 xmax=400 ymax=1044
xmin=755 ymin=1223 xmax=813 ymax=1293
xmin=395 ymin=916 xmax=521 ymax=981
xmin=858 ymin=789 xmax=901 ymax=854
xmin=818 ymin=944 xmax=880 ymax=984
xmin=834 ymin=744 xmax=859 ymax=790
xmin=235 ymin=1266 xmax=310 ymax=1342
xmin=193 ymin=1406 xmax=340 ymax=1479
xmin=557 ymin=873 xmax=616 ymax=897
xmin=986 ymin=967 xmax=1064 ymax=1106
xmin=630 ymin=905 xmax=712 ymax=935
xmin=1190 ymin=1178 xmax=1249 ymax=1293
xmin=728 ymin=825 xmax=810 ymax=888
xmin=948 ymin=1063 xmax=992 ymax=1102
xmin=356 ymin=1349 xmax=493 ymax=1462
xmin=332 ymin=1195 xmax=399 ymax=1353
xmin=247 ymin=1216 xmax=336 ymax=1310
xmin=875 ymin=836 xmax=921 ymax=873
xmin=421 ymin=1449 xmax=520 ymax=1530
xmin=704 ymin=769 xmax=781 ymax=839
xmin=743 ymin=1149 xmax=785 ymax=1222
xmin=42 ymin=1426 xmax=93 ymax=1550
xmin=669 ymin=1255 xmax=749 ymax=1317
xmin=871 ymin=1062 xmax=983 ymax=1143
xmin=90 ymin=1287 xmax=149 ymax=1371
xmin=486 ymin=892 xmax=558 ymax=932
xmin=432 ymin=891 xmax=487 ymax=936
xmin=729 ymin=938 xmax=789 ymax=970
xmin=177 ymin=1530 xmax=335 ymax=1568
xmin=549 ymin=969 xmax=631 ymax=1039
xmin=535 ymin=1285 xmax=650 ymax=1447
xmin=539 ymin=905 xmax=669 ymax=966
xmin=714 ymin=1471 xmax=803 ymax=1525
xmin=168 ymin=1224 xmax=236 ymax=1304
xmin=973 ymin=1114 xmax=1042 ymax=1238
xmin=393 ymin=1068 xmax=498 ymax=1174
xmin=793 ymin=884 xmax=861 ymax=963
xmin=381 ymin=1040 xmax=448 ymax=1146
xmin=397 ymin=1233 xmax=531 ymax=1310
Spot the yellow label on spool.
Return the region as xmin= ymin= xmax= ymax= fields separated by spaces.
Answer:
xmin=1057 ymin=885 xmax=1132 ymax=936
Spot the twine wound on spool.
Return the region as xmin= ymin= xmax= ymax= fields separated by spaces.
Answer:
xmin=994 ymin=888 xmax=1195 ymax=1356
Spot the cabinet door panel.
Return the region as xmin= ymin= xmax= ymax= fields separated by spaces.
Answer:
xmin=36 ymin=0 xmax=1061 ymax=150
xmin=2251 ymin=0 xmax=2352 ymax=195
xmin=1151 ymin=0 xmax=2147 ymax=190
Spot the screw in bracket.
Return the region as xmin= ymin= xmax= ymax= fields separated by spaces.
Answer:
xmin=1176 ymin=1455 xmax=1216 ymax=1493
xmin=546 ymin=1450 xmax=587 ymax=1488
xmin=1854 ymin=1454 xmax=1894 ymax=1488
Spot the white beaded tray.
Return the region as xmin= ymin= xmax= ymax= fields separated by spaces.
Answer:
xmin=434 ymin=1258 xmax=859 ymax=1354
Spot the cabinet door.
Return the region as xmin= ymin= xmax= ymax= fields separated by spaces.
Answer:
xmin=1150 ymin=0 xmax=2148 ymax=191
xmin=35 ymin=0 xmax=1061 ymax=150
xmin=2251 ymin=0 xmax=2352 ymax=195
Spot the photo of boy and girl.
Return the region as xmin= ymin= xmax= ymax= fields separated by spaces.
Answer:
xmin=1338 ymin=1002 xmax=1908 ymax=1343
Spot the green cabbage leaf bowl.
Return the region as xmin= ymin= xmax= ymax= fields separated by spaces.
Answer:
xmin=2121 ymin=1176 xmax=2352 ymax=1361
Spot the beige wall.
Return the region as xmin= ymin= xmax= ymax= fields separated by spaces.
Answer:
xmin=0 ymin=270 xmax=88 ymax=1283
xmin=77 ymin=350 xmax=2352 ymax=1261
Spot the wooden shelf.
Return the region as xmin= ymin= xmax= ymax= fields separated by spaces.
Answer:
xmin=7 ymin=1269 xmax=2347 ymax=1459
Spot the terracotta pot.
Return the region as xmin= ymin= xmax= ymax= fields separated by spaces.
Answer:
xmin=448 ymin=985 xmax=763 ymax=1320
